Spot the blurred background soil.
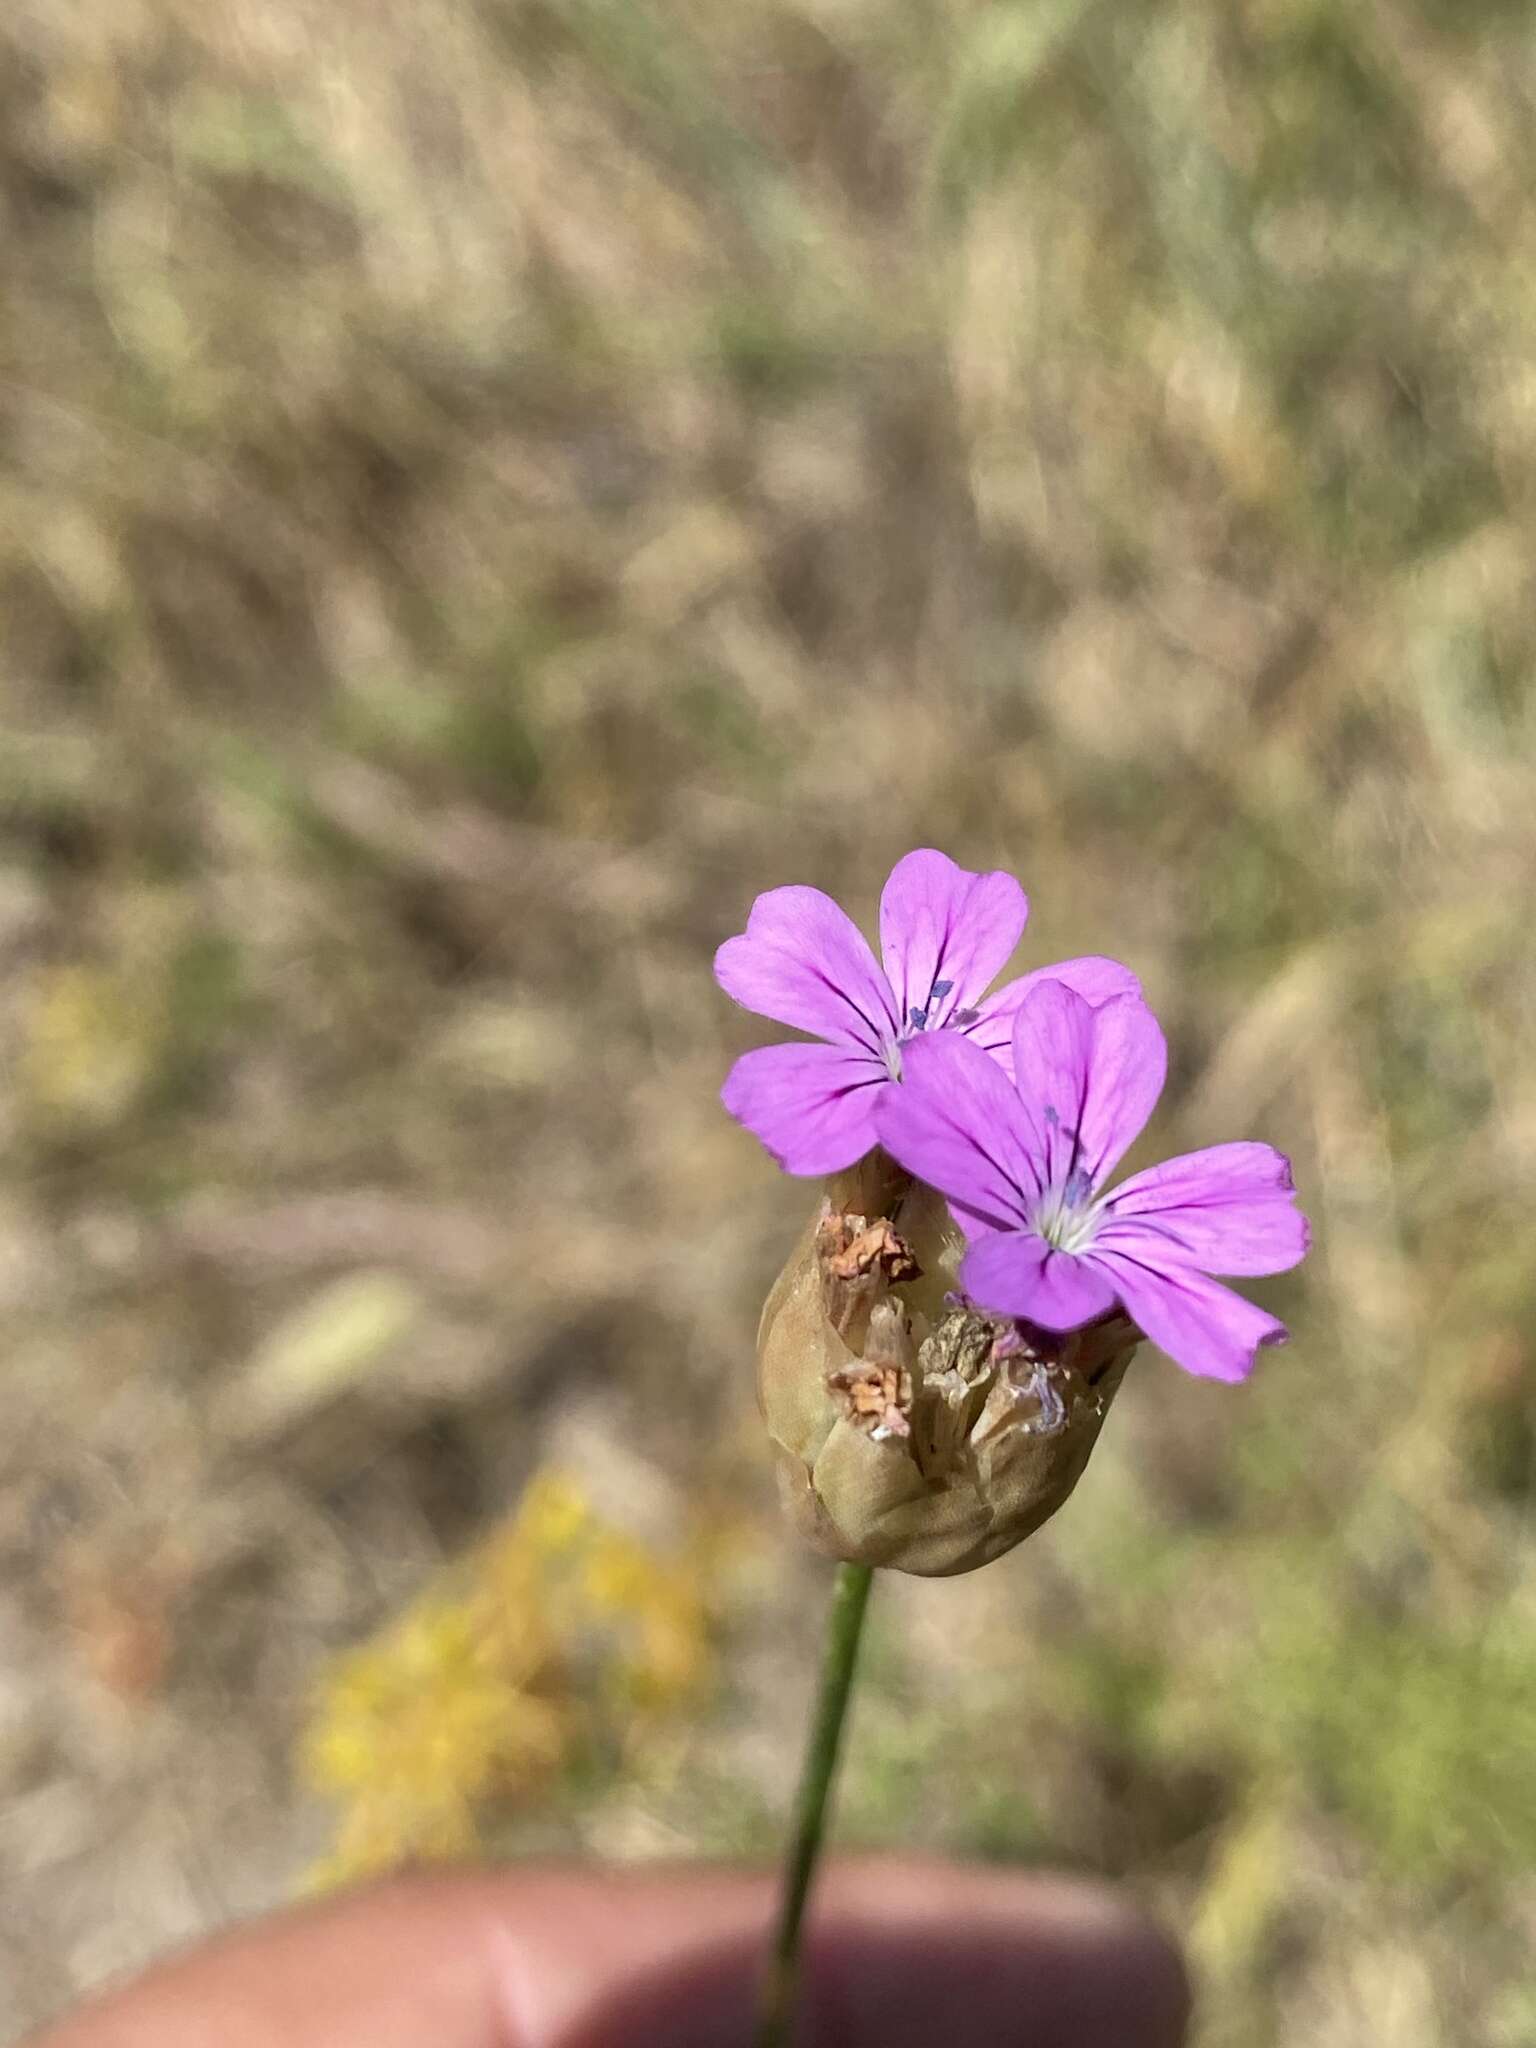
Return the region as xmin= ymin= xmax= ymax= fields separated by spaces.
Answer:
xmin=2 ymin=1 xmax=1535 ymax=2040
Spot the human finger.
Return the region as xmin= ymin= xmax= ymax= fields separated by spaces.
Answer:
xmin=31 ymin=1857 xmax=1188 ymax=2048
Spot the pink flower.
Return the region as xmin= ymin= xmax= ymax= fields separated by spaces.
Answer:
xmin=873 ymin=980 xmax=1309 ymax=1382
xmin=715 ymin=849 xmax=1138 ymax=1175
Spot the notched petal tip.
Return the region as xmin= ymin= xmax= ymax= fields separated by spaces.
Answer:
xmin=879 ymin=849 xmax=1030 ymax=1032
xmin=714 ymin=884 xmax=897 ymax=1052
xmin=1094 ymin=1252 xmax=1289 ymax=1383
xmin=1201 ymin=1313 xmax=1289 ymax=1384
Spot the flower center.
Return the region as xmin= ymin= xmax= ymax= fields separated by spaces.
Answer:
xmin=1032 ymin=1168 xmax=1099 ymax=1254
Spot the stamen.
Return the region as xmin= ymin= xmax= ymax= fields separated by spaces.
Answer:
xmin=906 ymin=980 xmax=955 ymax=1035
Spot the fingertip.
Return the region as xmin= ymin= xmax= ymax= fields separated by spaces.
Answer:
xmin=802 ymin=1859 xmax=1190 ymax=2048
xmin=1025 ymin=1882 xmax=1192 ymax=2048
xmin=551 ymin=1859 xmax=1190 ymax=2048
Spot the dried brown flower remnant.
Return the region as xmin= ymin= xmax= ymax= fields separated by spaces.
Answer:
xmin=823 ymin=1216 xmax=921 ymax=1288
xmin=757 ymin=1156 xmax=1139 ymax=1577
xmin=827 ymin=1300 xmax=915 ymax=1441
xmin=827 ymin=1360 xmax=914 ymax=1440
xmin=816 ymin=1210 xmax=921 ymax=1345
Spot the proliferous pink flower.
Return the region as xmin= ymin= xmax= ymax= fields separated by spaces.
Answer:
xmin=715 ymin=849 xmax=1137 ymax=1176
xmin=873 ymin=980 xmax=1309 ymax=1382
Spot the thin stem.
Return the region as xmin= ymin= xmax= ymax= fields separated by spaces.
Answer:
xmin=753 ymin=1561 xmax=876 ymax=2048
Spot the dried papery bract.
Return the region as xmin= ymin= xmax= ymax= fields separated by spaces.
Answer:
xmin=757 ymin=1155 xmax=1139 ymax=1578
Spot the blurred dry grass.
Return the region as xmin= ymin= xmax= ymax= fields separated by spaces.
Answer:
xmin=2 ymin=0 xmax=1535 ymax=2040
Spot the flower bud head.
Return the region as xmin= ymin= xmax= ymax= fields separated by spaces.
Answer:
xmin=757 ymin=1157 xmax=1138 ymax=1577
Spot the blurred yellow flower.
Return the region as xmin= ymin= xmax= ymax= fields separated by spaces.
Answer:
xmin=302 ymin=1465 xmax=716 ymax=1886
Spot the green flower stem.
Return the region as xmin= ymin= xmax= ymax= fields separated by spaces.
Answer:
xmin=753 ymin=1560 xmax=876 ymax=2048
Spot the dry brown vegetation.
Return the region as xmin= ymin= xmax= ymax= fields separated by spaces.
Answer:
xmin=3 ymin=1 xmax=1535 ymax=2040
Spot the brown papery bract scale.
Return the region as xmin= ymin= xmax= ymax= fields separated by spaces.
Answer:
xmin=756 ymin=1154 xmax=1139 ymax=1577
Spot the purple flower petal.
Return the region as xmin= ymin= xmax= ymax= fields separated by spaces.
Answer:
xmin=873 ymin=1031 xmax=1044 ymax=1233
xmin=1010 ymin=985 xmax=1167 ymax=1189
xmin=960 ymin=1231 xmax=1117 ymax=1329
xmin=720 ymin=1042 xmax=886 ymax=1176
xmin=963 ymin=956 xmax=1142 ymax=1075
xmin=1097 ymin=1142 xmax=1309 ymax=1277
xmin=715 ymin=884 xmax=899 ymax=1056
xmin=1087 ymin=1248 xmax=1288 ymax=1382
xmin=878 ymin=849 xmax=1027 ymax=1035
